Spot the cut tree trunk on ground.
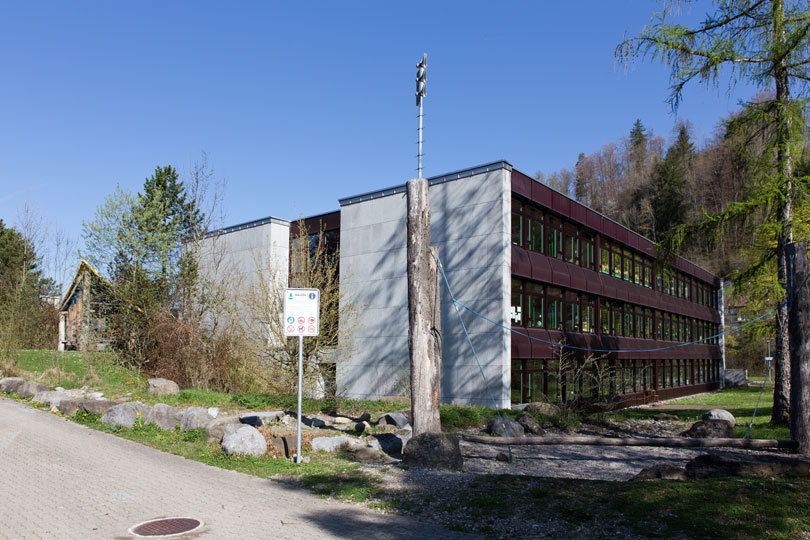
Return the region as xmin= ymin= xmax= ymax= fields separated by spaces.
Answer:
xmin=462 ymin=434 xmax=798 ymax=450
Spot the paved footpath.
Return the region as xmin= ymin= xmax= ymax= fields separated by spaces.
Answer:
xmin=0 ymin=396 xmax=480 ymax=540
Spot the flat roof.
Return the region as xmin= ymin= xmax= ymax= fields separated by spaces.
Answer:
xmin=204 ymin=216 xmax=290 ymax=238
xmin=338 ymin=160 xmax=513 ymax=207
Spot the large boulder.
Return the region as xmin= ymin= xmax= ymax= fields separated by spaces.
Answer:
xmin=221 ymin=425 xmax=267 ymax=457
xmin=373 ymin=429 xmax=412 ymax=456
xmin=32 ymin=391 xmax=71 ymax=409
xmin=311 ymin=435 xmax=358 ymax=453
xmin=147 ymin=378 xmax=179 ymax=396
xmin=524 ymin=402 xmax=560 ymax=417
xmin=403 ymin=432 xmax=463 ymax=470
xmin=686 ymin=454 xmax=810 ymax=479
xmin=631 ymin=463 xmax=688 ymax=481
xmin=58 ymin=399 xmax=83 ymax=416
xmin=270 ymin=435 xmax=298 ymax=458
xmin=377 ymin=412 xmax=410 ymax=429
xmin=18 ymin=381 xmax=48 ymax=399
xmin=0 ymin=377 xmax=25 ymax=394
xmin=702 ymin=409 xmax=736 ymax=427
xmin=516 ymin=412 xmax=544 ymax=435
xmin=146 ymin=404 xmax=183 ymax=431
xmin=682 ymin=420 xmax=735 ymax=439
xmin=487 ymin=417 xmax=525 ymax=438
xmin=239 ymin=411 xmax=284 ymax=427
xmin=101 ymin=402 xmax=148 ymax=428
xmin=205 ymin=416 xmax=242 ymax=443
xmin=180 ymin=407 xmax=214 ymax=430
xmin=81 ymin=399 xmax=117 ymax=415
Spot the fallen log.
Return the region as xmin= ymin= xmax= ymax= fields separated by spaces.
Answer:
xmin=461 ymin=434 xmax=798 ymax=450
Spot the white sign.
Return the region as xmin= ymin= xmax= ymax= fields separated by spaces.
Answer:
xmin=283 ymin=288 xmax=320 ymax=337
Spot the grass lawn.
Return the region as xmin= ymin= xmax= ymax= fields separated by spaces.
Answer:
xmin=5 ymin=350 xmax=810 ymax=539
xmin=611 ymin=385 xmax=790 ymax=440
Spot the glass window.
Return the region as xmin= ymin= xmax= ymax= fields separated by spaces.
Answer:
xmin=511 ymin=198 xmax=523 ymax=246
xmin=644 ymin=260 xmax=653 ymax=288
xmin=623 ymin=304 xmax=634 ymax=337
xmin=564 ymin=225 xmax=579 ymax=264
xmin=664 ymin=313 xmax=672 ymax=340
xmin=546 ymin=216 xmax=562 ymax=258
xmin=684 ymin=278 xmax=691 ymax=301
xmin=600 ymin=241 xmax=611 ymax=274
xmin=511 ymin=278 xmax=523 ymax=325
xmin=634 ymin=257 xmax=642 ymax=286
xmin=600 ymin=301 xmax=610 ymax=335
xmin=623 ymin=249 xmax=632 ymax=281
xmin=656 ymin=311 xmax=663 ymax=340
xmin=612 ymin=251 xmax=622 ymax=279
xmin=527 ymin=207 xmax=543 ymax=252
xmin=644 ymin=309 xmax=653 ymax=339
xmin=612 ymin=304 xmax=622 ymax=336
xmin=581 ymin=232 xmax=595 ymax=270
xmin=684 ymin=318 xmax=691 ymax=342
xmin=565 ymin=291 xmax=580 ymax=332
xmin=526 ymin=282 xmax=543 ymax=328
xmin=635 ymin=307 xmax=644 ymax=338
xmin=546 ymin=287 xmax=563 ymax=330
xmin=582 ymin=295 xmax=595 ymax=333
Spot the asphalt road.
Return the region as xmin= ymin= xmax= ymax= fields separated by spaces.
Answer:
xmin=0 ymin=396 xmax=479 ymax=540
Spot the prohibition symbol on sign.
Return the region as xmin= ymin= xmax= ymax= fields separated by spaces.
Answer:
xmin=283 ymin=288 xmax=320 ymax=337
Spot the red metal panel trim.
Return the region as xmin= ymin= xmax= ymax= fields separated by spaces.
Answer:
xmin=511 ymin=245 xmax=532 ymax=279
xmin=529 ymin=251 xmax=553 ymax=283
xmin=511 ymin=170 xmax=532 ymax=198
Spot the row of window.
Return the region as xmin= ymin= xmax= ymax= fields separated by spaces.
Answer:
xmin=511 ymin=277 xmax=721 ymax=344
xmin=511 ymin=357 xmax=720 ymax=404
xmin=511 ymin=196 xmax=718 ymax=309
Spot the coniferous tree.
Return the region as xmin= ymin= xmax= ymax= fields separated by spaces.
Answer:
xmin=618 ymin=0 xmax=810 ymax=425
xmin=653 ymin=124 xmax=693 ymax=236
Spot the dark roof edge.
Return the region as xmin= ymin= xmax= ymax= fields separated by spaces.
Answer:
xmin=204 ymin=216 xmax=290 ymax=238
xmin=338 ymin=160 xmax=513 ymax=207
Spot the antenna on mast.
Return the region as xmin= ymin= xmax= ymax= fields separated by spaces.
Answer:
xmin=416 ymin=53 xmax=427 ymax=178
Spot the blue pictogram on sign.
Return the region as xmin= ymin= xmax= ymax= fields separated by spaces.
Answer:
xmin=287 ymin=316 xmax=295 ymax=324
xmin=309 ymin=293 xmax=316 ymax=300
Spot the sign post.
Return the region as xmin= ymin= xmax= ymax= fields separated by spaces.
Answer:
xmin=283 ymin=288 xmax=320 ymax=464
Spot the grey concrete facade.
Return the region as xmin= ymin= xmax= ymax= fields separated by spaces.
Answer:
xmin=337 ymin=163 xmax=512 ymax=408
xmin=196 ymin=216 xmax=290 ymax=329
xmin=199 ymin=217 xmax=290 ymax=287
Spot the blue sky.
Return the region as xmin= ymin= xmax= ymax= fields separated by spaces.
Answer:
xmin=1 ymin=1 xmax=759 ymax=286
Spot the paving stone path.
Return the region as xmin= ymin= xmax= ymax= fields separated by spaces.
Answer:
xmin=0 ymin=396 xmax=479 ymax=540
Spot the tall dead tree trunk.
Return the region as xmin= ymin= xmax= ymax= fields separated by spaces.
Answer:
xmin=407 ymin=177 xmax=442 ymax=436
xmin=787 ymin=241 xmax=810 ymax=455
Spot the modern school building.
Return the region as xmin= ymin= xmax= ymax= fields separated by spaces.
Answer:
xmin=208 ymin=160 xmax=724 ymax=408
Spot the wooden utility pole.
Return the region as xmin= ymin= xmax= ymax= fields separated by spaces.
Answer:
xmin=406 ymin=177 xmax=442 ymax=436
xmin=787 ymin=241 xmax=810 ymax=455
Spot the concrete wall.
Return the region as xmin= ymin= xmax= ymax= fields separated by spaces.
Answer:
xmin=338 ymin=168 xmax=511 ymax=407
xmin=197 ymin=218 xmax=290 ymax=329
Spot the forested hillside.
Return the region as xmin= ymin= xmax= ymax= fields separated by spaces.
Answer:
xmin=540 ymin=95 xmax=810 ymax=372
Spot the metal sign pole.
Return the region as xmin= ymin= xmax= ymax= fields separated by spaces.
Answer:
xmin=296 ymin=334 xmax=303 ymax=464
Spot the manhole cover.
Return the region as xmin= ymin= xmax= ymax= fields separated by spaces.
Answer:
xmin=129 ymin=517 xmax=203 ymax=537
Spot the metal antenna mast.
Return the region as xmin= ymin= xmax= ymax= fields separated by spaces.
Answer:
xmin=416 ymin=53 xmax=427 ymax=178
